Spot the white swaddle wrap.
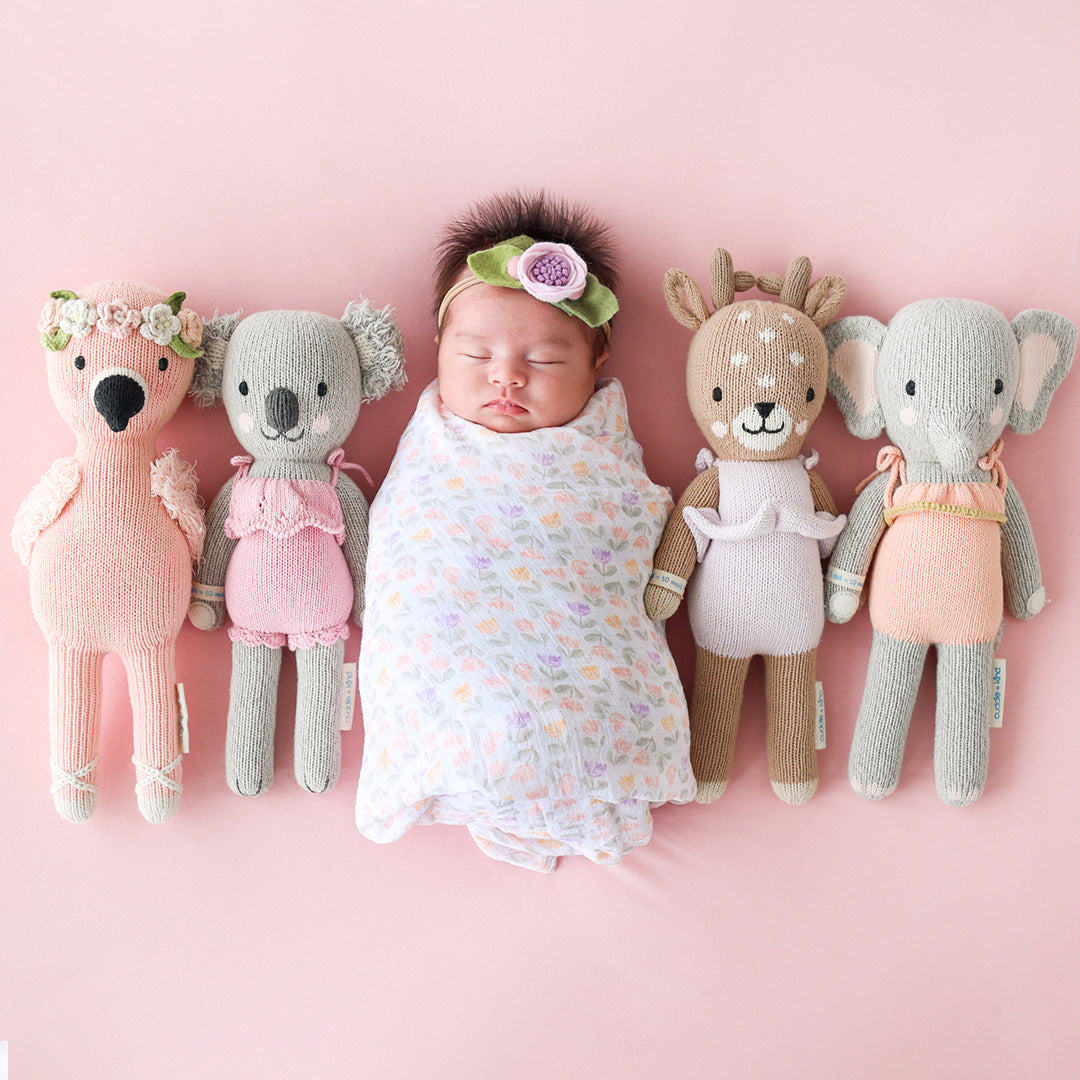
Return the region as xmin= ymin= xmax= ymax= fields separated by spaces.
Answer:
xmin=355 ymin=379 xmax=694 ymax=872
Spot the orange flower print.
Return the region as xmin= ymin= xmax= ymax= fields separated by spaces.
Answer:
xmin=618 ymin=774 xmax=635 ymax=792
xmin=453 ymin=684 xmax=472 ymax=702
xmin=540 ymin=511 xmax=562 ymax=528
xmin=579 ymin=665 xmax=600 ymax=680
xmin=543 ymin=718 xmax=567 ymax=738
xmin=509 ymin=566 xmax=530 ymax=582
xmin=476 ymin=618 xmax=499 ymax=635
xmin=444 ymin=476 xmax=465 ymax=491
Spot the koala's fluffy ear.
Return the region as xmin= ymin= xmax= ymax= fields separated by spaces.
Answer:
xmin=663 ymin=268 xmax=711 ymax=330
xmin=825 ymin=315 xmax=887 ymax=439
xmin=190 ymin=311 xmax=241 ymax=407
xmin=342 ymin=299 xmax=407 ymax=402
xmin=1009 ymin=309 xmax=1076 ymax=434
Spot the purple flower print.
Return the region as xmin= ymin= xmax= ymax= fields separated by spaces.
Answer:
xmin=537 ymin=653 xmax=563 ymax=668
xmin=591 ymin=549 xmax=612 ymax=565
xmin=507 ymin=711 xmax=532 ymax=728
xmin=584 ymin=761 xmax=608 ymax=778
xmin=466 ymin=555 xmax=491 ymax=570
xmin=630 ymin=703 xmax=650 ymax=719
xmin=567 ymin=602 xmax=590 ymax=616
xmin=497 ymin=504 xmax=524 ymax=519
xmin=436 ymin=613 xmax=461 ymax=629
xmin=621 ymin=491 xmax=640 ymax=505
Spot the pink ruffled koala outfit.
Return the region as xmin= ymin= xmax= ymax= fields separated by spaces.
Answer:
xmin=223 ymin=450 xmax=361 ymax=650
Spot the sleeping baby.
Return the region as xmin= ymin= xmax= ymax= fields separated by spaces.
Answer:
xmin=354 ymin=192 xmax=694 ymax=872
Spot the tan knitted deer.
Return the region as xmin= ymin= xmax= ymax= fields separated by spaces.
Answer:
xmin=644 ymin=249 xmax=845 ymax=803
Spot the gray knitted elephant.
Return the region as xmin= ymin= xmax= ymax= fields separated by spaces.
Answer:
xmin=189 ymin=301 xmax=406 ymax=795
xmin=824 ymin=298 xmax=1074 ymax=806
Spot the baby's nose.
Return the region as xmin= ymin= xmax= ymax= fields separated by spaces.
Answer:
xmin=489 ymin=358 xmax=526 ymax=386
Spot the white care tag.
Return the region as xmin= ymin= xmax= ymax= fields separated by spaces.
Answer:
xmin=190 ymin=581 xmax=225 ymax=604
xmin=177 ymin=683 xmax=190 ymax=753
xmin=340 ymin=662 xmax=357 ymax=731
xmin=815 ymin=680 xmax=826 ymax=749
xmin=990 ymin=658 xmax=1006 ymax=728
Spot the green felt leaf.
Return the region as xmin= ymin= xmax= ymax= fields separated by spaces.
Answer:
xmin=169 ymin=335 xmax=204 ymax=359
xmin=49 ymin=289 xmax=78 ymax=302
xmin=42 ymin=329 xmax=71 ymax=352
xmin=165 ymin=292 xmax=186 ymax=315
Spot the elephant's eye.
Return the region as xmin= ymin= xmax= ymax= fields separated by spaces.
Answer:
xmin=317 ymin=381 xmax=328 ymax=397
xmin=806 ymin=386 xmax=815 ymax=403
xmin=712 ymin=386 xmax=722 ymax=402
xmin=239 ymin=380 xmax=249 ymax=396
xmin=905 ymin=380 xmax=916 ymax=396
xmin=994 ymin=378 xmax=1003 ymax=395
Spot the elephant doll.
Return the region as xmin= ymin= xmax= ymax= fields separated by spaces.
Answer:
xmin=824 ymin=298 xmax=1075 ymax=805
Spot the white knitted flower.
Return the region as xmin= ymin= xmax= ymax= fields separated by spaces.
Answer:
xmin=140 ymin=303 xmax=182 ymax=346
xmin=59 ymin=298 xmax=98 ymax=338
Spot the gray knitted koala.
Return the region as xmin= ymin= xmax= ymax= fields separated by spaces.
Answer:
xmin=189 ymin=301 xmax=406 ymax=796
xmin=824 ymin=298 xmax=1074 ymax=806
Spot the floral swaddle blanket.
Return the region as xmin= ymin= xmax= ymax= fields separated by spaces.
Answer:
xmin=354 ymin=379 xmax=694 ymax=872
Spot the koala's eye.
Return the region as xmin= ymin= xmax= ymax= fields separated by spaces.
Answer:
xmin=994 ymin=378 xmax=1004 ymax=395
xmin=905 ymin=380 xmax=916 ymax=396
xmin=158 ymin=357 xmax=169 ymax=372
xmin=806 ymin=386 xmax=815 ymax=403
xmin=317 ymin=381 xmax=328 ymax=397
xmin=74 ymin=356 xmax=86 ymax=370
xmin=712 ymin=386 xmax=722 ymax=402
xmin=239 ymin=380 xmax=249 ymax=396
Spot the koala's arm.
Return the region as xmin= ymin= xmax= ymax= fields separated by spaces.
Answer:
xmin=824 ymin=472 xmax=888 ymax=623
xmin=643 ymin=468 xmax=719 ymax=622
xmin=188 ymin=476 xmax=237 ymax=631
xmin=1001 ymin=483 xmax=1046 ymax=619
xmin=336 ymin=474 xmax=370 ymax=626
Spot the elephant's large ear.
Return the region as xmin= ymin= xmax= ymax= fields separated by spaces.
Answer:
xmin=825 ymin=315 xmax=887 ymax=439
xmin=342 ymin=299 xmax=406 ymax=402
xmin=1009 ymin=309 xmax=1076 ymax=434
xmin=190 ymin=311 xmax=241 ymax=407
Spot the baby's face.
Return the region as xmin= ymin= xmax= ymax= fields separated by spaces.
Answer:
xmin=437 ymin=281 xmax=607 ymax=432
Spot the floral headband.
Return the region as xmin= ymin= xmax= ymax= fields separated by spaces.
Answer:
xmin=437 ymin=235 xmax=619 ymax=333
xmin=39 ymin=290 xmax=204 ymax=358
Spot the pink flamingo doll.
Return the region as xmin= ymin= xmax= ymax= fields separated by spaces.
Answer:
xmin=14 ymin=281 xmax=208 ymax=823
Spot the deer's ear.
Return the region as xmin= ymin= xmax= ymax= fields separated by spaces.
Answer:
xmin=664 ymin=269 xmax=710 ymax=330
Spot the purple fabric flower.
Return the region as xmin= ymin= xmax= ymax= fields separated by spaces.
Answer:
xmin=507 ymin=242 xmax=589 ymax=303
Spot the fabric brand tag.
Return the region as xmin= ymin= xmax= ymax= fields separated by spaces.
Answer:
xmin=815 ymin=680 xmax=826 ymax=749
xmin=191 ymin=581 xmax=225 ymax=604
xmin=990 ymin=658 xmax=1006 ymax=728
xmin=340 ymin=663 xmax=357 ymax=731
xmin=176 ymin=683 xmax=190 ymax=753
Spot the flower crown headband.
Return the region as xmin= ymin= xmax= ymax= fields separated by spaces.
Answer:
xmin=437 ymin=235 xmax=619 ymax=335
xmin=39 ymin=290 xmax=205 ymax=358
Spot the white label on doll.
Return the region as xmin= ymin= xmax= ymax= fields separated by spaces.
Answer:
xmin=990 ymin=659 xmax=1006 ymax=728
xmin=815 ymin=681 xmax=826 ymax=749
xmin=826 ymin=566 xmax=864 ymax=593
xmin=176 ymin=683 xmax=190 ymax=753
xmin=191 ymin=581 xmax=225 ymax=604
xmin=340 ymin=663 xmax=357 ymax=731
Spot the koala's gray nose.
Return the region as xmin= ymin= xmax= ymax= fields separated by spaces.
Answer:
xmin=755 ymin=402 xmax=775 ymax=419
xmin=266 ymin=387 xmax=300 ymax=433
xmin=94 ymin=373 xmax=145 ymax=432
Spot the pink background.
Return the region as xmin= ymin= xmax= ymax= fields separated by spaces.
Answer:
xmin=3 ymin=2 xmax=1079 ymax=1077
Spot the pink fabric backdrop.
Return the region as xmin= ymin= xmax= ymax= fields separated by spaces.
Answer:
xmin=3 ymin=2 xmax=1078 ymax=1077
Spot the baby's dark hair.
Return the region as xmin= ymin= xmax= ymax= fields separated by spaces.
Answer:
xmin=433 ymin=190 xmax=621 ymax=316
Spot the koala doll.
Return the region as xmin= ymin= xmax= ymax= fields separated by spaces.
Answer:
xmin=825 ymin=298 xmax=1075 ymax=806
xmin=189 ymin=300 xmax=406 ymax=796
xmin=644 ymin=249 xmax=846 ymax=804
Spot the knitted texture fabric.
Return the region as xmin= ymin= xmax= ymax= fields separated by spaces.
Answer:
xmin=647 ymin=250 xmax=845 ymax=804
xmin=825 ymin=298 xmax=1076 ymax=805
xmin=354 ymin=379 xmax=694 ymax=873
xmin=15 ymin=280 xmax=206 ymax=823
xmin=191 ymin=304 xmax=405 ymax=797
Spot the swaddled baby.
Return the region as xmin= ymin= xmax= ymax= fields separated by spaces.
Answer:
xmin=355 ymin=192 xmax=694 ymax=871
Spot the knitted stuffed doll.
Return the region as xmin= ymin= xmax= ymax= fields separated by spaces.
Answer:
xmin=824 ymin=299 xmax=1075 ymax=805
xmin=189 ymin=301 xmax=405 ymax=796
xmin=13 ymin=282 xmax=208 ymax=823
xmin=644 ymin=249 xmax=846 ymax=804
